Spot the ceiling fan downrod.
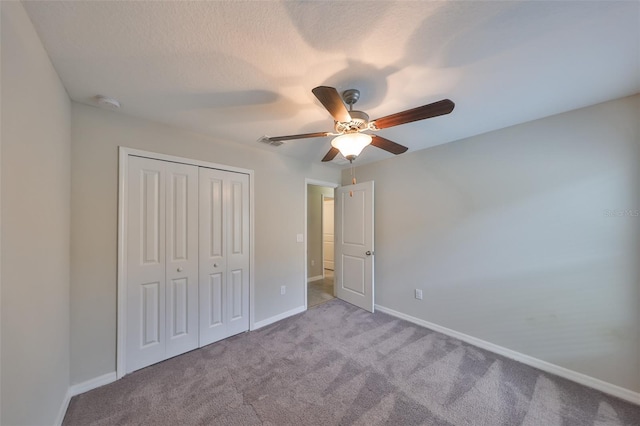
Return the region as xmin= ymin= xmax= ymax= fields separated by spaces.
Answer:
xmin=342 ymin=89 xmax=360 ymax=110
xmin=334 ymin=89 xmax=370 ymax=135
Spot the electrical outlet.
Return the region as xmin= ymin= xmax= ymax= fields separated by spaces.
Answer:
xmin=415 ymin=289 xmax=423 ymax=300
xmin=311 ymin=259 xmax=315 ymax=266
xmin=281 ymin=285 xmax=286 ymax=295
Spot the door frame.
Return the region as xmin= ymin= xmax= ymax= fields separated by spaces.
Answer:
xmin=304 ymin=179 xmax=339 ymax=310
xmin=321 ymin=195 xmax=335 ymax=280
xmin=117 ymin=147 xmax=255 ymax=379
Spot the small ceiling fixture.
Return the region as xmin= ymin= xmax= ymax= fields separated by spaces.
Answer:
xmin=95 ymin=95 xmax=121 ymax=109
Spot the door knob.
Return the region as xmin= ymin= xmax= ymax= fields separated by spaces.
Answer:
xmin=213 ymin=263 xmax=218 ymax=268
xmin=365 ymin=251 xmax=373 ymax=256
xmin=177 ymin=267 xmax=183 ymax=272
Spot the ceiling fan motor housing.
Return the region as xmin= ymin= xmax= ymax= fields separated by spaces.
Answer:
xmin=335 ymin=110 xmax=369 ymax=133
xmin=342 ymin=89 xmax=360 ymax=106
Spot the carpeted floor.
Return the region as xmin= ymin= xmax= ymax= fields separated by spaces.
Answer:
xmin=63 ymin=299 xmax=640 ymax=425
xmin=308 ymin=269 xmax=335 ymax=308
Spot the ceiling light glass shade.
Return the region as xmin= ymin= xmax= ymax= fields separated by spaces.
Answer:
xmin=331 ymin=133 xmax=372 ymax=160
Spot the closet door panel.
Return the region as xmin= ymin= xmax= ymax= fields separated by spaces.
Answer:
xmin=141 ymin=281 xmax=161 ymax=346
xmin=230 ymin=181 xmax=244 ymax=255
xmin=226 ymin=173 xmax=250 ymax=336
xmin=208 ymin=179 xmax=224 ymax=258
xmin=230 ymin=269 xmax=243 ymax=320
xmin=207 ymin=272 xmax=224 ymax=326
xmin=168 ymin=278 xmax=188 ymax=335
xmin=165 ymin=163 xmax=199 ymax=358
xmin=199 ymin=168 xmax=229 ymax=346
xmin=126 ymin=156 xmax=167 ymax=373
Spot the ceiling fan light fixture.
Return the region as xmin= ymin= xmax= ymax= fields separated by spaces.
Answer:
xmin=261 ymin=86 xmax=453 ymax=163
xmin=331 ymin=132 xmax=372 ymax=162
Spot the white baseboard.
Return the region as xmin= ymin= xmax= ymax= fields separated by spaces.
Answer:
xmin=375 ymin=304 xmax=640 ymax=406
xmin=70 ymin=372 xmax=117 ymax=396
xmin=55 ymin=389 xmax=72 ymax=426
xmin=55 ymin=372 xmax=118 ymax=425
xmin=307 ymin=275 xmax=323 ymax=282
xmin=252 ymin=305 xmax=306 ymax=330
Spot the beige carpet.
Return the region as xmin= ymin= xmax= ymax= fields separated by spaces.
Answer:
xmin=63 ymin=299 xmax=640 ymax=425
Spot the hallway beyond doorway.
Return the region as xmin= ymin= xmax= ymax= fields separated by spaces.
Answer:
xmin=308 ymin=270 xmax=334 ymax=308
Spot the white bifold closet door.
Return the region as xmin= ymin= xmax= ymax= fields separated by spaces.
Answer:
xmin=199 ymin=167 xmax=250 ymax=347
xmin=126 ymin=156 xmax=199 ymax=373
xmin=126 ymin=156 xmax=250 ymax=374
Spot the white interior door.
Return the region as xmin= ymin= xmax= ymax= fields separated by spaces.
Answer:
xmin=126 ymin=156 xmax=199 ymax=373
xmin=199 ymin=168 xmax=250 ymax=346
xmin=323 ymin=197 xmax=335 ymax=271
xmin=335 ymin=181 xmax=374 ymax=312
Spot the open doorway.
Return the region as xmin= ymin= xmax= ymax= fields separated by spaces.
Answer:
xmin=306 ymin=182 xmax=336 ymax=308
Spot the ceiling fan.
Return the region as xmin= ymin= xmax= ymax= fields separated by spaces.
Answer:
xmin=259 ymin=86 xmax=455 ymax=163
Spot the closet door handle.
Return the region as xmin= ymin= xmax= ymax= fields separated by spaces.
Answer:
xmin=177 ymin=267 xmax=183 ymax=272
xmin=213 ymin=264 xmax=218 ymax=268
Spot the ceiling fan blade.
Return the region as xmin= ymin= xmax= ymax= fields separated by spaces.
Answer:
xmin=371 ymin=135 xmax=408 ymax=155
xmin=372 ymin=99 xmax=455 ymax=130
xmin=321 ymin=147 xmax=340 ymax=162
xmin=266 ymin=131 xmax=330 ymax=142
xmin=312 ymin=86 xmax=352 ymax=123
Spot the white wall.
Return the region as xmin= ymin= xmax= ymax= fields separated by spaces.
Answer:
xmin=70 ymin=103 xmax=340 ymax=384
xmin=345 ymin=95 xmax=640 ymax=393
xmin=307 ymin=185 xmax=334 ymax=279
xmin=1 ymin=2 xmax=71 ymax=424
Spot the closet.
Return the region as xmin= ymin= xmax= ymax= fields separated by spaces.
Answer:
xmin=124 ymin=155 xmax=249 ymax=374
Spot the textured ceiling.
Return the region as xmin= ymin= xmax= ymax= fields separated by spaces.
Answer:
xmin=23 ymin=1 xmax=640 ymax=167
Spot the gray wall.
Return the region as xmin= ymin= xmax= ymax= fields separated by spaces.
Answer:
xmin=70 ymin=103 xmax=340 ymax=384
xmin=307 ymin=185 xmax=334 ymax=279
xmin=345 ymin=95 xmax=640 ymax=392
xmin=1 ymin=2 xmax=72 ymax=424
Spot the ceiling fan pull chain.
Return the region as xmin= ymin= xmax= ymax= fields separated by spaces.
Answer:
xmin=349 ymin=163 xmax=356 ymax=197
